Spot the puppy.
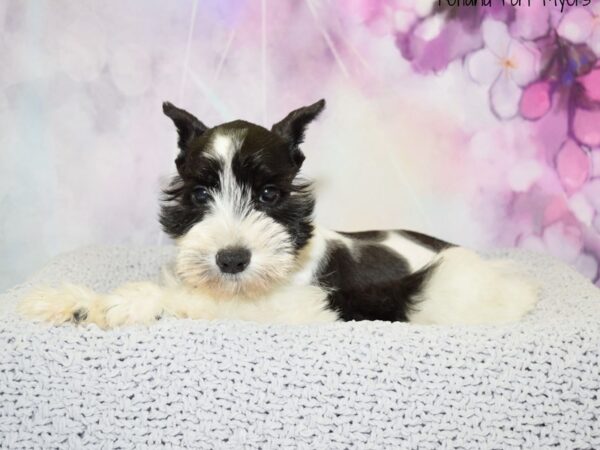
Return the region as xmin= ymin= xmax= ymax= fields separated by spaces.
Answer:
xmin=20 ymin=100 xmax=538 ymax=328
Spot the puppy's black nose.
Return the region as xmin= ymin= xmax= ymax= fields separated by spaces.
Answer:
xmin=216 ymin=247 xmax=251 ymax=274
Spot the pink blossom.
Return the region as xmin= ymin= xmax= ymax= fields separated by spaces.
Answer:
xmin=467 ymin=20 xmax=539 ymax=119
xmin=591 ymin=150 xmax=600 ymax=177
xmin=543 ymin=221 xmax=584 ymax=263
xmin=543 ymin=196 xmax=570 ymax=226
xmin=557 ymin=3 xmax=600 ymax=56
xmin=572 ymin=201 xmax=595 ymax=227
xmin=519 ymin=81 xmax=552 ymax=120
xmin=396 ymin=2 xmax=513 ymax=74
xmin=583 ymin=178 xmax=600 ymax=211
xmin=518 ymin=42 xmax=599 ymax=149
xmin=573 ymin=109 xmax=600 ymax=147
xmin=510 ymin=2 xmax=551 ymax=40
xmin=580 ymin=67 xmax=600 ymax=101
xmin=341 ymin=0 xmax=399 ymax=35
xmin=555 ymin=139 xmax=590 ymax=194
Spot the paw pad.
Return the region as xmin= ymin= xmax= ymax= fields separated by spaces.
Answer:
xmin=72 ymin=308 xmax=88 ymax=323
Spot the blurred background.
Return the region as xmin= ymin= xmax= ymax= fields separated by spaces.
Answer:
xmin=2 ymin=0 xmax=600 ymax=290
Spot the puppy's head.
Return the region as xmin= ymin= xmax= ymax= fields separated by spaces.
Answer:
xmin=160 ymin=100 xmax=325 ymax=299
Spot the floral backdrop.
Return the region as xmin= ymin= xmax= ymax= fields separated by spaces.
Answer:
xmin=1 ymin=0 xmax=600 ymax=289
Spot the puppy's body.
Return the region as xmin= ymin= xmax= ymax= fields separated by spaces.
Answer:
xmin=293 ymin=228 xmax=449 ymax=322
xmin=20 ymin=100 xmax=538 ymax=327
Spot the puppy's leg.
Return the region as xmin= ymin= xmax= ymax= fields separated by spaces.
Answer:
xmin=20 ymin=282 xmax=167 ymax=328
xmin=104 ymin=282 xmax=222 ymax=326
xmin=101 ymin=282 xmax=167 ymax=328
xmin=408 ymin=247 xmax=539 ymax=325
xmin=19 ymin=283 xmax=102 ymax=325
xmin=20 ymin=281 xmax=219 ymax=328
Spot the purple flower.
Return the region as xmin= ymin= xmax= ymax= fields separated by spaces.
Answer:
xmin=396 ymin=3 xmax=514 ymax=73
xmin=519 ymin=34 xmax=599 ymax=148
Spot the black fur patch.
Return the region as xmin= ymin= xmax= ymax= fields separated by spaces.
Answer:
xmin=338 ymin=230 xmax=387 ymax=241
xmin=160 ymin=155 xmax=224 ymax=238
xmin=318 ymin=241 xmax=436 ymax=321
xmin=229 ymin=122 xmax=315 ymax=250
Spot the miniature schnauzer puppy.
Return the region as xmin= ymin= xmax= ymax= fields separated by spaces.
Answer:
xmin=20 ymin=100 xmax=538 ymax=328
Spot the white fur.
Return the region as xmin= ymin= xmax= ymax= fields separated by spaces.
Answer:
xmin=103 ymin=282 xmax=166 ymax=327
xmin=209 ymin=132 xmax=238 ymax=162
xmin=20 ymin=281 xmax=338 ymax=328
xmin=407 ymin=247 xmax=539 ymax=325
xmin=19 ymin=284 xmax=100 ymax=325
xmin=383 ymin=232 xmax=436 ymax=271
xmin=176 ymin=211 xmax=295 ymax=298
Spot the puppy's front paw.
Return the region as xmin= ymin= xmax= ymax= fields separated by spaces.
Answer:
xmin=103 ymin=282 xmax=165 ymax=328
xmin=19 ymin=284 xmax=97 ymax=325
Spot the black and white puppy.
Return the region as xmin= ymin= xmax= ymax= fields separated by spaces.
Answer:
xmin=20 ymin=100 xmax=538 ymax=328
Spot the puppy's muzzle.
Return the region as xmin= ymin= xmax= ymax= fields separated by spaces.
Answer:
xmin=216 ymin=247 xmax=251 ymax=274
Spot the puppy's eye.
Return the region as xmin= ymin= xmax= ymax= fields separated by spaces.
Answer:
xmin=191 ymin=186 xmax=210 ymax=205
xmin=258 ymin=186 xmax=281 ymax=206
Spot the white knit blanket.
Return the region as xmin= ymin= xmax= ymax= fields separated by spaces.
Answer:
xmin=1 ymin=246 xmax=599 ymax=449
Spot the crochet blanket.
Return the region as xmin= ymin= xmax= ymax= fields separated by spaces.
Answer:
xmin=1 ymin=246 xmax=599 ymax=449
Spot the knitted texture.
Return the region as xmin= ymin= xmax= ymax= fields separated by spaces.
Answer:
xmin=1 ymin=246 xmax=599 ymax=449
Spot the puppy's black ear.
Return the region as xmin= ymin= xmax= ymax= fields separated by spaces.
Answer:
xmin=271 ymin=99 xmax=325 ymax=167
xmin=163 ymin=102 xmax=208 ymax=168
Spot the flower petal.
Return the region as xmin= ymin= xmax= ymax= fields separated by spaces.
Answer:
xmin=507 ymin=160 xmax=543 ymax=192
xmin=557 ymin=8 xmax=594 ymax=44
xmin=592 ymin=149 xmax=600 ymax=177
xmin=595 ymin=215 xmax=600 ymax=234
xmin=510 ymin=4 xmax=550 ymax=40
xmin=573 ymin=108 xmax=600 ymax=147
xmin=400 ymin=21 xmax=481 ymax=73
xmin=542 ymin=221 xmax=583 ymax=263
xmin=519 ymin=81 xmax=552 ymax=120
xmin=536 ymin=104 xmax=569 ymax=156
xmin=507 ymin=41 xmax=539 ymax=86
xmin=543 ymin=196 xmax=569 ymax=226
xmin=394 ymin=10 xmax=416 ymax=32
xmin=413 ymin=0 xmax=437 ymax=18
xmin=414 ymin=15 xmax=444 ymax=41
xmin=490 ymin=74 xmax=521 ymax=119
xmin=466 ymin=48 xmax=500 ymax=85
xmin=555 ymin=139 xmax=589 ymax=194
xmin=568 ymin=192 xmax=594 ymax=225
xmin=482 ymin=19 xmax=511 ymax=57
xmin=580 ymin=67 xmax=600 ymax=102
xmin=590 ymin=27 xmax=600 ymax=57
xmin=583 ymin=178 xmax=600 ymax=211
